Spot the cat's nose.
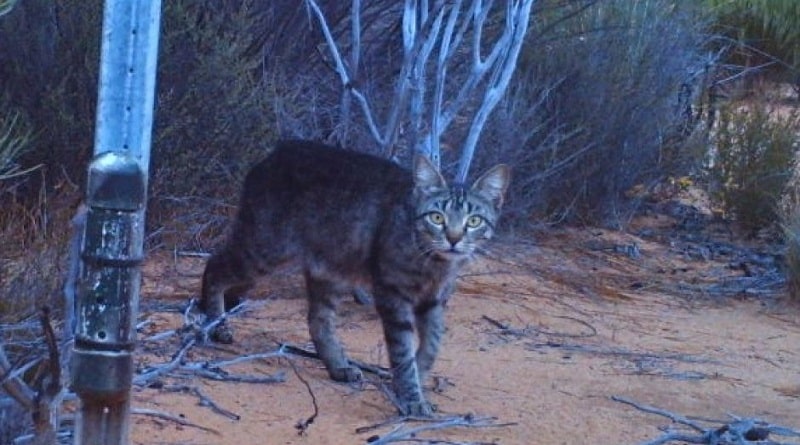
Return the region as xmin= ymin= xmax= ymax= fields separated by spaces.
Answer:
xmin=445 ymin=230 xmax=463 ymax=247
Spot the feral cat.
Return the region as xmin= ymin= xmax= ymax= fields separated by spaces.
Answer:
xmin=201 ymin=140 xmax=510 ymax=416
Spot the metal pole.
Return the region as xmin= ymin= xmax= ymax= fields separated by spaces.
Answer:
xmin=71 ymin=1 xmax=161 ymax=445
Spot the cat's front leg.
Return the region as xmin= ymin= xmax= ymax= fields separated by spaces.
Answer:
xmin=414 ymin=301 xmax=445 ymax=383
xmin=306 ymin=276 xmax=363 ymax=383
xmin=375 ymin=298 xmax=434 ymax=417
xmin=200 ymin=252 xmax=244 ymax=344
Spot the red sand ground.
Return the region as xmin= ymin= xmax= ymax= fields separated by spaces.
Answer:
xmin=132 ymin=223 xmax=800 ymax=445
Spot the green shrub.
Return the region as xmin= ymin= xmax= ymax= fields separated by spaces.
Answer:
xmin=147 ymin=0 xmax=285 ymax=247
xmin=0 ymin=0 xmax=726 ymax=234
xmin=705 ymin=0 xmax=800 ymax=86
xmin=0 ymin=0 xmax=288 ymax=248
xmin=0 ymin=0 xmax=101 ymax=191
xmin=0 ymin=108 xmax=34 ymax=181
xmin=477 ymin=0 xmax=714 ymax=226
xmin=711 ymin=102 xmax=798 ymax=232
xmin=782 ymin=199 xmax=800 ymax=301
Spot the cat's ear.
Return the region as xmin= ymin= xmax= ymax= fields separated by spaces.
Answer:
xmin=471 ymin=164 xmax=511 ymax=208
xmin=413 ymin=154 xmax=447 ymax=195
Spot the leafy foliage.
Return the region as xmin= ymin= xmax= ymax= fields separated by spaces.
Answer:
xmin=0 ymin=0 xmax=721 ymax=233
xmin=477 ymin=0 xmax=714 ymax=226
xmin=711 ymin=103 xmax=798 ymax=232
xmin=782 ymin=202 xmax=800 ymax=302
xmin=0 ymin=108 xmax=34 ymax=181
xmin=705 ymin=0 xmax=800 ymax=85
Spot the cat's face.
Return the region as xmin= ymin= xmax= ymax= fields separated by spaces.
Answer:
xmin=413 ymin=156 xmax=510 ymax=260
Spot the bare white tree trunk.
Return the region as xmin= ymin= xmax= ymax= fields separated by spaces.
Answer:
xmin=306 ymin=0 xmax=536 ymax=175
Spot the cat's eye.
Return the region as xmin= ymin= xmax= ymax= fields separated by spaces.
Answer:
xmin=466 ymin=215 xmax=483 ymax=228
xmin=427 ymin=212 xmax=446 ymax=225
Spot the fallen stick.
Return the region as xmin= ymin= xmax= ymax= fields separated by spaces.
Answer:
xmin=359 ymin=414 xmax=516 ymax=445
xmin=132 ymin=407 xmax=221 ymax=435
xmin=611 ymin=395 xmax=800 ymax=445
xmin=161 ymin=385 xmax=240 ymax=421
xmin=282 ymin=343 xmax=391 ymax=379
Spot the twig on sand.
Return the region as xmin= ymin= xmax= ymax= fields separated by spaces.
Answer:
xmin=289 ymin=359 xmax=319 ymax=436
xmin=612 ymin=395 xmax=800 ymax=445
xmin=482 ymin=314 xmax=597 ymax=339
xmin=161 ymin=384 xmax=241 ymax=421
xmin=357 ymin=413 xmax=516 ymax=445
xmin=531 ymin=342 xmax=716 ymax=365
xmin=136 ymin=300 xmax=286 ymax=387
xmin=282 ymin=343 xmax=391 ymax=379
xmin=132 ymin=407 xmax=221 ymax=435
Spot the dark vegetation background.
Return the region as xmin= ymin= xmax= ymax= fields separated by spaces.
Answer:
xmin=0 ymin=0 xmax=799 ymax=440
xmin=1 ymin=0 xmax=798 ymax=309
xmin=0 ymin=1 xmax=712 ymax=238
xmin=1 ymin=0 xmax=799 ymax=312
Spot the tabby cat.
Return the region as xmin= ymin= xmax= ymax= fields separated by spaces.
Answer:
xmin=201 ymin=140 xmax=510 ymax=416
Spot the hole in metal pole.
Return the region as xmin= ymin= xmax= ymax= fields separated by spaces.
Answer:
xmin=97 ymin=331 xmax=107 ymax=340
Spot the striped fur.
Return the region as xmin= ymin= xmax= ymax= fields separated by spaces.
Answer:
xmin=201 ymin=140 xmax=509 ymax=416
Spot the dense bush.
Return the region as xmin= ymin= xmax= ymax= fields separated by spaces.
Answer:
xmin=473 ymin=0 xmax=714 ymax=226
xmin=782 ymin=201 xmax=800 ymax=302
xmin=705 ymin=0 xmax=800 ymax=92
xmin=710 ymin=103 xmax=798 ymax=233
xmin=0 ymin=0 xmax=720 ymax=234
xmin=0 ymin=107 xmax=33 ymax=181
xmin=0 ymin=0 xmax=101 ymax=188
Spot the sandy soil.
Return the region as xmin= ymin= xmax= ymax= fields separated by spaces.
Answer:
xmin=132 ymin=216 xmax=800 ymax=445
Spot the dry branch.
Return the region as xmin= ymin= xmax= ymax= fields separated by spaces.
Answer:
xmin=135 ymin=301 xmax=287 ymax=387
xmin=482 ymin=314 xmax=597 ymax=338
xmin=0 ymin=345 xmax=35 ymax=410
xmin=282 ymin=342 xmax=392 ymax=379
xmin=289 ymin=359 xmax=319 ymax=436
xmin=0 ymin=308 xmax=69 ymax=445
xmin=131 ymin=408 xmax=221 ymax=435
xmin=612 ymin=395 xmax=800 ymax=445
xmin=160 ymin=385 xmax=240 ymax=421
xmin=529 ymin=342 xmax=716 ymax=365
xmin=358 ymin=413 xmax=515 ymax=445
xmin=306 ymin=0 xmax=535 ymax=175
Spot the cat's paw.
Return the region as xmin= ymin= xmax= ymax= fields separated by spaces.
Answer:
xmin=329 ymin=366 xmax=363 ymax=383
xmin=399 ymin=400 xmax=435 ymax=417
xmin=209 ymin=324 xmax=235 ymax=344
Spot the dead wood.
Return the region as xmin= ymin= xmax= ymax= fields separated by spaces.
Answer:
xmin=288 ymin=359 xmax=319 ymax=436
xmin=282 ymin=343 xmax=391 ymax=379
xmin=482 ymin=314 xmax=597 ymax=339
xmin=131 ymin=408 xmax=221 ymax=435
xmin=612 ymin=395 xmax=800 ymax=445
xmin=136 ymin=300 xmax=287 ymax=387
xmin=357 ymin=413 xmax=515 ymax=445
xmin=160 ymin=385 xmax=240 ymax=420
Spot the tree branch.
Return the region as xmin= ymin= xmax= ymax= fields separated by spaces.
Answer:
xmin=457 ymin=0 xmax=535 ymax=181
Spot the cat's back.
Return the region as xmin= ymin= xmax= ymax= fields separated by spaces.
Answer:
xmin=244 ymin=140 xmax=411 ymax=198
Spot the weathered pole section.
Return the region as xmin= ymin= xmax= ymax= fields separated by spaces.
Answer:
xmin=70 ymin=1 xmax=161 ymax=445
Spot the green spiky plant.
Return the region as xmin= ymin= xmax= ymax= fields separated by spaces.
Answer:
xmin=705 ymin=0 xmax=800 ymax=83
xmin=0 ymin=109 xmax=36 ymax=181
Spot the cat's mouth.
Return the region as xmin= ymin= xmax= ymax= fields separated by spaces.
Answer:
xmin=432 ymin=246 xmax=471 ymax=260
